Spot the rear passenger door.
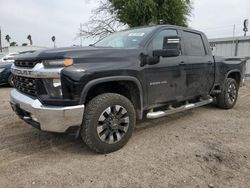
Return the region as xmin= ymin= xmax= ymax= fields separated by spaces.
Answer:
xmin=181 ymin=31 xmax=214 ymax=98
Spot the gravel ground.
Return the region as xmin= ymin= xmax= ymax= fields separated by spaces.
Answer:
xmin=0 ymin=83 xmax=250 ymax=188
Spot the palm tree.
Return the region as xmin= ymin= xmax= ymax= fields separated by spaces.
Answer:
xmin=10 ymin=42 xmax=17 ymax=46
xmin=51 ymin=36 xmax=56 ymax=48
xmin=27 ymin=35 xmax=33 ymax=45
xmin=5 ymin=35 xmax=11 ymax=46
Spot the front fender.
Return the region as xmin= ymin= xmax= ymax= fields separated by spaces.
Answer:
xmin=79 ymin=76 xmax=144 ymax=119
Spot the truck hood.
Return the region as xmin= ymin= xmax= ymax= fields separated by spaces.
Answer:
xmin=14 ymin=46 xmax=141 ymax=63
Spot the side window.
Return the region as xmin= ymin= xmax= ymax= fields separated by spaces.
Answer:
xmin=152 ymin=29 xmax=178 ymax=50
xmin=183 ymin=31 xmax=206 ymax=56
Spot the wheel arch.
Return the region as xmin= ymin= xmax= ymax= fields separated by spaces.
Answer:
xmin=226 ymin=70 xmax=242 ymax=87
xmin=79 ymin=76 xmax=144 ymax=119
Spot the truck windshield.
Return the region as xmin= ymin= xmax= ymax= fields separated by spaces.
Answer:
xmin=93 ymin=27 xmax=155 ymax=48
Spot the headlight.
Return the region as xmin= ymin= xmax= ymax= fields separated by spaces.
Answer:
xmin=43 ymin=78 xmax=62 ymax=98
xmin=43 ymin=59 xmax=73 ymax=68
xmin=0 ymin=68 xmax=5 ymax=73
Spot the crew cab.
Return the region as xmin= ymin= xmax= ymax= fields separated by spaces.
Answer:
xmin=10 ymin=25 xmax=246 ymax=153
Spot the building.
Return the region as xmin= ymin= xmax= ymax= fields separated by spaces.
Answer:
xmin=209 ymin=36 xmax=250 ymax=78
xmin=1 ymin=45 xmax=47 ymax=54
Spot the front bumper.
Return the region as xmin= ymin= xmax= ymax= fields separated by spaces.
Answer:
xmin=10 ymin=89 xmax=85 ymax=133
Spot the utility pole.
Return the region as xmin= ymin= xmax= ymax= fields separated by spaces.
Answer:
xmin=232 ymin=24 xmax=236 ymax=56
xmin=156 ymin=0 xmax=164 ymax=24
xmin=0 ymin=26 xmax=2 ymax=52
xmin=80 ymin=23 xmax=83 ymax=47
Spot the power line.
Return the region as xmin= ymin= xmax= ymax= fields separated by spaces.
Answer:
xmin=200 ymin=25 xmax=235 ymax=31
xmin=195 ymin=20 xmax=244 ymax=31
xmin=200 ymin=23 xmax=247 ymax=38
xmin=207 ymin=32 xmax=246 ymax=38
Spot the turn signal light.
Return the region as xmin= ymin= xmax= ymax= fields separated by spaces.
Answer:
xmin=64 ymin=59 xmax=73 ymax=67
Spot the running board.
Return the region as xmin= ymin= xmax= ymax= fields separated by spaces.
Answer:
xmin=147 ymin=98 xmax=213 ymax=119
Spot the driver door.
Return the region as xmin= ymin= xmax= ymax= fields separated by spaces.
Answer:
xmin=143 ymin=29 xmax=186 ymax=107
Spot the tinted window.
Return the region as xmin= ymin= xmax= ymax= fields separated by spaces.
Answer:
xmin=152 ymin=29 xmax=178 ymax=50
xmin=183 ymin=31 xmax=206 ymax=56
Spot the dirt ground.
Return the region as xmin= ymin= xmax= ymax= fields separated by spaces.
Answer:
xmin=0 ymin=83 xmax=250 ymax=188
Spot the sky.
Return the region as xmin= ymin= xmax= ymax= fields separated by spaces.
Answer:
xmin=0 ymin=0 xmax=250 ymax=48
xmin=189 ymin=0 xmax=250 ymax=38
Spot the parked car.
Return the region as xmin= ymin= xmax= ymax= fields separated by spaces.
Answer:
xmin=0 ymin=52 xmax=19 ymax=63
xmin=10 ymin=24 xmax=246 ymax=153
xmin=0 ymin=53 xmax=5 ymax=58
xmin=0 ymin=62 xmax=13 ymax=86
xmin=0 ymin=51 xmax=35 ymax=86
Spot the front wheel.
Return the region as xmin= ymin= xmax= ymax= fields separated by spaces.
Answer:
xmin=81 ymin=93 xmax=136 ymax=153
xmin=216 ymin=78 xmax=239 ymax=109
xmin=8 ymin=74 xmax=14 ymax=87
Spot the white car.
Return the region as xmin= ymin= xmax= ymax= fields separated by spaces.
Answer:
xmin=0 ymin=52 xmax=19 ymax=63
xmin=0 ymin=53 xmax=5 ymax=59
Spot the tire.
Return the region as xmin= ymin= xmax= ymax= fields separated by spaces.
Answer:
xmin=81 ymin=93 xmax=136 ymax=153
xmin=216 ymin=78 xmax=238 ymax=109
xmin=8 ymin=74 xmax=14 ymax=87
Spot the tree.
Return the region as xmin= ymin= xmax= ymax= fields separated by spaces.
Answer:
xmin=109 ymin=0 xmax=192 ymax=27
xmin=80 ymin=0 xmax=192 ymax=39
xmin=5 ymin=35 xmax=11 ymax=45
xmin=27 ymin=35 xmax=33 ymax=45
xmin=79 ymin=0 xmax=125 ymax=39
xmin=51 ymin=36 xmax=56 ymax=48
xmin=10 ymin=42 xmax=17 ymax=46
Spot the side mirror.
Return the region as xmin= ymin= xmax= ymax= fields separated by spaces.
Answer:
xmin=147 ymin=56 xmax=160 ymax=65
xmin=140 ymin=53 xmax=159 ymax=66
xmin=153 ymin=36 xmax=181 ymax=58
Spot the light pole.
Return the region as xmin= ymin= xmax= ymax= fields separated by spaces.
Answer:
xmin=243 ymin=19 xmax=249 ymax=37
xmin=51 ymin=36 xmax=56 ymax=48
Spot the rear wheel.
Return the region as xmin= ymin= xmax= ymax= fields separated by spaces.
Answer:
xmin=216 ymin=78 xmax=238 ymax=109
xmin=81 ymin=93 xmax=136 ymax=153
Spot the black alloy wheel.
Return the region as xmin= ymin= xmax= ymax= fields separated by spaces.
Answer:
xmin=81 ymin=93 xmax=136 ymax=153
xmin=97 ymin=105 xmax=130 ymax=144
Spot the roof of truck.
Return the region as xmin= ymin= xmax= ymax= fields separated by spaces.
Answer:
xmin=126 ymin=24 xmax=205 ymax=35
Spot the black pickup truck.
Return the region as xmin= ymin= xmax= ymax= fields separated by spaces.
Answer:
xmin=10 ymin=25 xmax=246 ymax=153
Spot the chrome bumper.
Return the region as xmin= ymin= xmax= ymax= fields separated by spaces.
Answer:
xmin=10 ymin=89 xmax=85 ymax=133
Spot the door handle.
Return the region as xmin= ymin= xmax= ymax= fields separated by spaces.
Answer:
xmin=179 ymin=61 xmax=186 ymax=65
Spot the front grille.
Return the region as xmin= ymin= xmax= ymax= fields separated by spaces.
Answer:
xmin=13 ymin=76 xmax=37 ymax=96
xmin=14 ymin=60 xmax=41 ymax=68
